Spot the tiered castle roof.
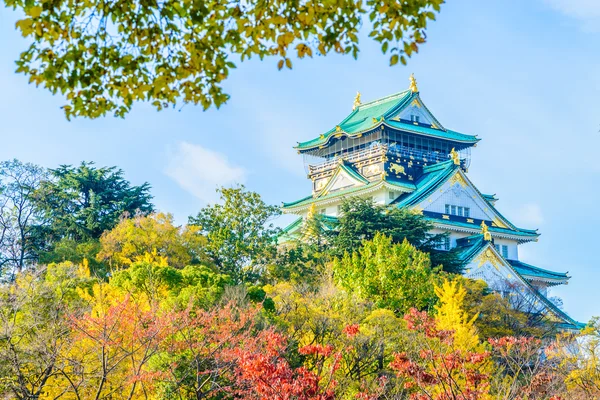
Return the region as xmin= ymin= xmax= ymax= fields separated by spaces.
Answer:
xmin=296 ymin=89 xmax=479 ymax=152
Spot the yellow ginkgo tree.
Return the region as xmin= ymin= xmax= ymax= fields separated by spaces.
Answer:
xmin=434 ymin=279 xmax=480 ymax=352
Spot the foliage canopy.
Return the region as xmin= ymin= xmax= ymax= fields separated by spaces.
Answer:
xmin=33 ymin=161 xmax=154 ymax=243
xmin=189 ymin=185 xmax=280 ymax=284
xmin=332 ymin=197 xmax=464 ymax=273
xmin=5 ymin=0 xmax=444 ymax=119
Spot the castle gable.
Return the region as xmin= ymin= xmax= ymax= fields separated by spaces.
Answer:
xmin=417 ymin=170 xmax=512 ymax=229
xmin=390 ymin=97 xmax=441 ymax=128
xmin=317 ymin=162 xmax=369 ymax=196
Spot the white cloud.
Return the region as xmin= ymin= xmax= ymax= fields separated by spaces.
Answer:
xmin=543 ymin=0 xmax=600 ymax=30
xmin=165 ymin=142 xmax=247 ymax=203
xmin=514 ymin=203 xmax=545 ymax=226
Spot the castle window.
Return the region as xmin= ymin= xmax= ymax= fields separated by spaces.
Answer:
xmin=495 ymin=244 xmax=509 ymax=258
xmin=445 ymin=204 xmax=470 ymax=218
xmin=319 ymin=208 xmax=326 ymax=215
xmin=389 ymin=191 xmax=396 ymax=200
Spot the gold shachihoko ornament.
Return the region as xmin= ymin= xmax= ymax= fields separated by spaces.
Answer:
xmin=480 ymin=221 xmax=492 ymax=241
xmin=353 ymin=91 xmax=361 ymax=110
xmin=450 ymin=148 xmax=460 ymax=165
xmin=409 ymin=73 xmax=418 ymax=93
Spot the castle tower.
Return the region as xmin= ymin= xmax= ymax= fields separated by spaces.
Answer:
xmin=282 ymin=76 xmax=582 ymax=331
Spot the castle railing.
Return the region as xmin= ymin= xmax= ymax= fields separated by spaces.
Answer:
xmin=305 ymin=143 xmax=468 ymax=175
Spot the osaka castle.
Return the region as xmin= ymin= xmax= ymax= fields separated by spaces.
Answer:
xmin=281 ymin=75 xmax=582 ymax=331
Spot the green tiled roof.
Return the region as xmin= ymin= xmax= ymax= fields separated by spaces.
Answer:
xmin=338 ymin=162 xmax=369 ymax=184
xmin=282 ymin=178 xmax=415 ymax=209
xmin=507 ymin=259 xmax=569 ymax=282
xmin=482 ymin=193 xmax=497 ymax=202
xmin=295 ymin=91 xmax=479 ymax=151
xmin=456 ymin=235 xmax=488 ymax=262
xmin=426 ymin=217 xmax=539 ymax=238
xmin=280 ymin=215 xmax=339 ymax=236
xmin=384 ymin=120 xmax=479 ymax=143
xmin=394 ymin=160 xmax=459 ymax=208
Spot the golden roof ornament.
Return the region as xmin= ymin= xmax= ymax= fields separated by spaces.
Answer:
xmin=450 ymin=148 xmax=460 ymax=166
xmin=353 ymin=91 xmax=361 ymax=110
xmin=409 ymin=73 xmax=418 ymax=93
xmin=480 ymin=221 xmax=492 ymax=241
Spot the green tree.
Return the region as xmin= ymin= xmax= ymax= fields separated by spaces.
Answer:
xmin=110 ymin=257 xmax=231 ymax=308
xmin=5 ymin=0 xmax=444 ymax=119
xmin=333 ymin=233 xmax=441 ymax=314
xmin=266 ymin=206 xmax=333 ymax=286
xmin=189 ymin=185 xmax=280 ymax=284
xmin=332 ymin=197 xmax=463 ymax=273
xmin=265 ymin=242 xmax=327 ymax=286
xmin=32 ymin=162 xmax=154 ymax=259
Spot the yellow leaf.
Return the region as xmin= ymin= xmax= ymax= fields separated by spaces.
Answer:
xmin=15 ymin=19 xmax=34 ymax=36
xmin=28 ymin=6 xmax=43 ymax=18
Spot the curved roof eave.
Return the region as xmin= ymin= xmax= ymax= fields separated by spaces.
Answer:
xmin=430 ymin=220 xmax=540 ymax=243
xmin=295 ymin=122 xmax=480 ymax=152
xmin=282 ymin=180 xmax=414 ymax=212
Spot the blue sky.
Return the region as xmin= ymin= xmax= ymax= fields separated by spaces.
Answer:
xmin=1 ymin=0 xmax=599 ymax=321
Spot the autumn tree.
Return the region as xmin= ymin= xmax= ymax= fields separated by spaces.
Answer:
xmin=5 ymin=0 xmax=444 ymax=119
xmin=548 ymin=319 xmax=600 ymax=398
xmin=390 ymin=308 xmax=491 ymax=399
xmin=189 ymin=185 xmax=280 ymax=284
xmin=0 ymin=159 xmax=46 ymax=279
xmin=0 ymin=262 xmax=95 ymax=399
xmin=333 ymin=233 xmax=441 ymax=314
xmin=459 ymin=277 xmax=555 ymax=340
xmin=434 ymin=279 xmax=479 ymax=351
xmin=488 ymin=336 xmax=564 ymax=399
xmin=97 ymin=212 xmax=209 ymax=269
xmin=265 ymin=276 xmax=412 ymax=398
xmin=49 ymin=283 xmax=170 ymax=399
